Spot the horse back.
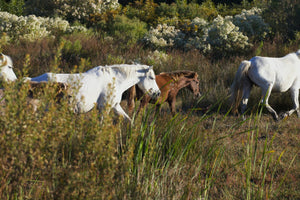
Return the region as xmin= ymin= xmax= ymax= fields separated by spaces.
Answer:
xmin=249 ymin=55 xmax=300 ymax=92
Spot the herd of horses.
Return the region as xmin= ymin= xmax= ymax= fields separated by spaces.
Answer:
xmin=1 ymin=49 xmax=300 ymax=122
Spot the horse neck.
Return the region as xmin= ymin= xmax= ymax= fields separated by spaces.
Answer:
xmin=113 ymin=68 xmax=141 ymax=93
xmin=172 ymin=76 xmax=191 ymax=91
xmin=156 ymin=74 xmax=172 ymax=89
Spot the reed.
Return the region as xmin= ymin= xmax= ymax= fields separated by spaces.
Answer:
xmin=0 ymin=40 xmax=299 ymax=199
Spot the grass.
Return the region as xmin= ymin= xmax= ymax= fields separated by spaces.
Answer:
xmin=0 ymin=37 xmax=299 ymax=199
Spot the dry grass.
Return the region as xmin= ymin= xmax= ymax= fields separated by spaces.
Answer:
xmin=0 ymin=37 xmax=299 ymax=199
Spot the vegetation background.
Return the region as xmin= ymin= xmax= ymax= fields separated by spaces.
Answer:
xmin=0 ymin=0 xmax=299 ymax=199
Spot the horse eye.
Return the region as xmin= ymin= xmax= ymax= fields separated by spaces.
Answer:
xmin=8 ymin=65 xmax=13 ymax=69
xmin=150 ymin=76 xmax=155 ymax=80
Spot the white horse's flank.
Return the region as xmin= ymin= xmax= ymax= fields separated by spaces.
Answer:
xmin=231 ymin=49 xmax=300 ymax=120
xmin=27 ymin=64 xmax=161 ymax=121
xmin=0 ymin=54 xmax=17 ymax=81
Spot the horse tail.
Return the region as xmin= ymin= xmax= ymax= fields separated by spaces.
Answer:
xmin=230 ymin=60 xmax=251 ymax=114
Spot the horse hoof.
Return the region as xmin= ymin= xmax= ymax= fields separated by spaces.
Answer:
xmin=278 ymin=113 xmax=288 ymax=121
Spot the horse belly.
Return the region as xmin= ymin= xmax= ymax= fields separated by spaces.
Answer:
xmin=273 ymin=67 xmax=298 ymax=92
xmin=249 ymin=58 xmax=296 ymax=92
xmin=272 ymin=77 xmax=293 ymax=92
xmin=75 ymin=101 xmax=95 ymax=113
xmin=75 ymin=81 xmax=104 ymax=113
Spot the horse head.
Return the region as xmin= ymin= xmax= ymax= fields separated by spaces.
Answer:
xmin=186 ymin=72 xmax=201 ymax=98
xmin=137 ymin=65 xmax=161 ymax=100
xmin=296 ymin=49 xmax=300 ymax=59
xmin=0 ymin=54 xmax=17 ymax=82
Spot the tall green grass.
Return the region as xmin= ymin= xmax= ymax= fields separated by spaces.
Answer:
xmin=1 ymin=40 xmax=299 ymax=199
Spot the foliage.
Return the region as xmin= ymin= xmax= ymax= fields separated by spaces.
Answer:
xmin=24 ymin=0 xmax=56 ymax=17
xmin=124 ymin=0 xmax=159 ymax=26
xmin=54 ymin=0 xmax=119 ymax=23
xmin=142 ymin=23 xmax=184 ymax=49
xmin=125 ymin=0 xmax=218 ymax=26
xmin=141 ymin=7 xmax=272 ymax=55
xmin=25 ymin=0 xmax=120 ymax=23
xmin=0 ymin=0 xmax=24 ymax=16
xmin=0 ymin=1 xmax=300 ymax=198
xmin=232 ymin=7 xmax=270 ymax=41
xmin=205 ymin=15 xmax=250 ymax=54
xmin=96 ymin=14 xmax=148 ymax=46
xmin=0 ymin=12 xmax=87 ymax=42
xmin=262 ymin=0 xmax=300 ymax=41
xmin=1 ymin=36 xmax=299 ymax=199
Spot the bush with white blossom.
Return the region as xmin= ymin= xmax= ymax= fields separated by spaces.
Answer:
xmin=147 ymin=50 xmax=170 ymax=66
xmin=0 ymin=11 xmax=87 ymax=42
xmin=25 ymin=0 xmax=120 ymax=23
xmin=205 ymin=15 xmax=250 ymax=53
xmin=232 ymin=7 xmax=269 ymax=40
xmin=143 ymin=7 xmax=269 ymax=54
xmin=142 ymin=24 xmax=184 ymax=49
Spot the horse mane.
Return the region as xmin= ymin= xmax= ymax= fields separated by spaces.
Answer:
xmin=159 ymin=70 xmax=197 ymax=81
xmin=90 ymin=64 xmax=149 ymax=76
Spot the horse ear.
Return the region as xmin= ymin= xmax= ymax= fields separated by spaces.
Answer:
xmin=0 ymin=53 xmax=5 ymax=66
xmin=149 ymin=66 xmax=153 ymax=70
xmin=296 ymin=49 xmax=300 ymax=58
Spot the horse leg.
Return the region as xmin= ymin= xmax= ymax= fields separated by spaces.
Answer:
xmin=113 ymin=103 xmax=131 ymax=123
xmin=240 ymin=81 xmax=252 ymax=118
xmin=282 ymin=88 xmax=300 ymax=118
xmin=137 ymin=95 xmax=150 ymax=114
xmin=155 ymin=103 xmax=161 ymax=114
xmin=127 ymin=86 xmax=136 ymax=115
xmin=261 ymin=84 xmax=278 ymax=120
xmin=167 ymin=98 xmax=176 ymax=115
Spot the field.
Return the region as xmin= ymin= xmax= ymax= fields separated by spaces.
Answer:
xmin=0 ymin=35 xmax=299 ymax=199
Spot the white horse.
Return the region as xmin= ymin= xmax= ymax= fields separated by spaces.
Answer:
xmin=231 ymin=49 xmax=300 ymax=120
xmin=0 ymin=53 xmax=18 ymax=81
xmin=26 ymin=64 xmax=161 ymax=121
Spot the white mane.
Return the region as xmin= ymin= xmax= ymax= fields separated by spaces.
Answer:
xmin=86 ymin=64 xmax=150 ymax=77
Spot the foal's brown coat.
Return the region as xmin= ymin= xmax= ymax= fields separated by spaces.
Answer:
xmin=127 ymin=70 xmax=200 ymax=115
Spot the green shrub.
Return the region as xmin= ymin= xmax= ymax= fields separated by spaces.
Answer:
xmin=263 ymin=0 xmax=300 ymax=41
xmin=108 ymin=15 xmax=148 ymax=46
xmin=155 ymin=2 xmax=178 ymax=19
xmin=124 ymin=0 xmax=159 ymax=25
xmin=24 ymin=0 xmax=56 ymax=17
xmin=0 ymin=0 xmax=24 ymax=16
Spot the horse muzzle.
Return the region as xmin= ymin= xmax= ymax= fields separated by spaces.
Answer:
xmin=148 ymin=89 xmax=161 ymax=100
xmin=194 ymin=92 xmax=201 ymax=99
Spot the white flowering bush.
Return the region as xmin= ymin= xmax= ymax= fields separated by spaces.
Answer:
xmin=205 ymin=15 xmax=250 ymax=53
xmin=26 ymin=0 xmax=119 ymax=23
xmin=233 ymin=7 xmax=270 ymax=40
xmin=142 ymin=7 xmax=270 ymax=54
xmin=147 ymin=50 xmax=170 ymax=66
xmin=142 ymin=24 xmax=184 ymax=49
xmin=0 ymin=12 xmax=87 ymax=42
xmin=180 ymin=17 xmax=210 ymax=52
